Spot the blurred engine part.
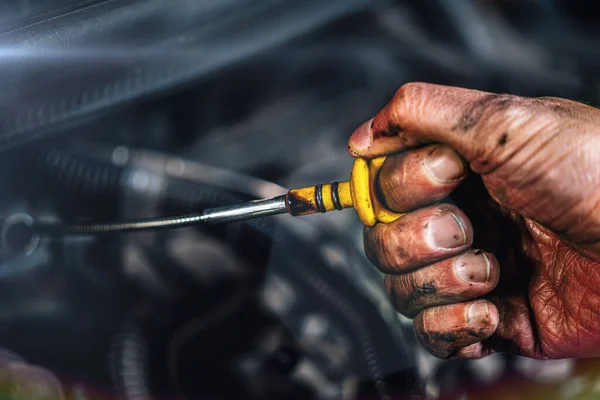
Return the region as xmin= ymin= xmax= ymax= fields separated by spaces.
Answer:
xmin=4 ymin=142 xmax=421 ymax=400
xmin=0 ymin=0 xmax=386 ymax=151
xmin=0 ymin=1 xmax=597 ymax=400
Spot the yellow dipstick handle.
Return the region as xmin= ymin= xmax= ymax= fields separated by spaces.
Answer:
xmin=285 ymin=156 xmax=405 ymax=226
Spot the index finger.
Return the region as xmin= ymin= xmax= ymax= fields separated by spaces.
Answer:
xmin=347 ymin=82 xmax=537 ymax=172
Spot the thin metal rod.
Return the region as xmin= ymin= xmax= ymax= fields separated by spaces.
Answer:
xmin=35 ymin=196 xmax=288 ymax=236
xmin=199 ymin=195 xmax=288 ymax=224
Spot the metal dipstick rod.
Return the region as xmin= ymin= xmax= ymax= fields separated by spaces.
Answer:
xmin=34 ymin=156 xmax=409 ymax=237
xmin=35 ymin=196 xmax=289 ymax=236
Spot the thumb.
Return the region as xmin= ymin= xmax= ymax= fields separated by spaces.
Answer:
xmin=348 ymin=82 xmax=554 ymax=174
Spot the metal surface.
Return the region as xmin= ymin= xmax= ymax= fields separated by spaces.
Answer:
xmin=200 ymin=195 xmax=287 ymax=224
xmin=36 ymin=195 xmax=288 ymax=235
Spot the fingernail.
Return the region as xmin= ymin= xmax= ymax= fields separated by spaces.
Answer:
xmin=424 ymin=146 xmax=464 ymax=183
xmin=426 ymin=211 xmax=466 ymax=249
xmin=455 ymin=251 xmax=490 ymax=283
xmin=467 ymin=301 xmax=490 ymax=324
xmin=350 ymin=119 xmax=373 ymax=151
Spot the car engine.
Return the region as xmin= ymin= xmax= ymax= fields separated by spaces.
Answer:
xmin=0 ymin=1 xmax=598 ymax=399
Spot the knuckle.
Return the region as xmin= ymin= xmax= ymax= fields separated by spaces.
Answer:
xmin=365 ymin=222 xmax=413 ymax=273
xmin=413 ymin=303 xmax=495 ymax=359
xmin=391 ymin=82 xmax=428 ymax=119
xmin=413 ymin=311 xmax=453 ymax=358
xmin=504 ymin=99 xmax=560 ymax=133
xmin=364 ymin=225 xmax=401 ymax=273
xmin=474 ymin=95 xmax=565 ymax=138
xmin=456 ymin=93 xmax=524 ymax=133
xmin=483 ymin=94 xmax=523 ymax=116
xmin=387 ymin=222 xmax=414 ymax=269
xmin=467 ymin=96 xmax=564 ymax=173
xmin=394 ymin=82 xmax=427 ymax=102
xmin=387 ymin=274 xmax=427 ymax=318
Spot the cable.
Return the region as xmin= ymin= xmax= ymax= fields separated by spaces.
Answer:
xmin=35 ymin=213 xmax=204 ymax=236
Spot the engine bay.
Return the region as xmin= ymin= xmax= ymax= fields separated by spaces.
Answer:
xmin=0 ymin=1 xmax=598 ymax=399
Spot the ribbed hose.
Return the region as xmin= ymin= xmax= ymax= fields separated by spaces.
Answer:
xmin=38 ymin=148 xmax=241 ymax=208
xmin=110 ymin=322 xmax=152 ymax=400
xmin=42 ymin=148 xmax=124 ymax=197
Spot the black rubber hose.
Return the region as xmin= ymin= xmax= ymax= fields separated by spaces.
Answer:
xmin=38 ymin=148 xmax=240 ymax=206
xmin=40 ymin=148 xmax=124 ymax=198
xmin=110 ymin=321 xmax=152 ymax=400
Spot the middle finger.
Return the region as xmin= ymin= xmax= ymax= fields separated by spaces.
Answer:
xmin=364 ymin=204 xmax=473 ymax=273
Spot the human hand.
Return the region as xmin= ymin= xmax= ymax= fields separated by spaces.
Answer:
xmin=348 ymin=83 xmax=600 ymax=359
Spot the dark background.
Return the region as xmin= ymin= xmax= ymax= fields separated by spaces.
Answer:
xmin=0 ymin=1 xmax=597 ymax=400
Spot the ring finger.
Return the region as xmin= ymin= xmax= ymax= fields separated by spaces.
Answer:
xmin=385 ymin=249 xmax=499 ymax=318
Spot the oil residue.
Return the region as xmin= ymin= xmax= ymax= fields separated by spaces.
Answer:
xmin=286 ymin=189 xmax=318 ymax=216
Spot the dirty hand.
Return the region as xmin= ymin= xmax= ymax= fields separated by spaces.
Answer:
xmin=348 ymin=83 xmax=600 ymax=359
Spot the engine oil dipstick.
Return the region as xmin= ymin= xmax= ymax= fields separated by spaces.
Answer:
xmin=34 ymin=156 xmax=404 ymax=236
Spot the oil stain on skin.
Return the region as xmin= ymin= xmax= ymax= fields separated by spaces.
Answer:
xmin=467 ymin=329 xmax=487 ymax=338
xmin=430 ymin=332 xmax=459 ymax=343
xmin=419 ymin=331 xmax=458 ymax=344
xmin=533 ymin=97 xmax=575 ymax=118
xmin=415 ymin=316 xmax=484 ymax=358
xmin=347 ymin=145 xmax=361 ymax=157
xmin=373 ymin=123 xmax=403 ymax=139
xmin=286 ymin=192 xmax=316 ymax=216
xmin=454 ymin=94 xmax=514 ymax=133
xmin=395 ymin=281 xmax=437 ymax=315
xmin=498 ymin=132 xmax=508 ymax=146
xmin=418 ymin=327 xmax=489 ymax=357
xmin=492 ymin=187 xmax=508 ymax=203
xmin=417 ymin=282 xmax=437 ymax=296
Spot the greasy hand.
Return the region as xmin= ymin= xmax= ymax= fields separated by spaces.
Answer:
xmin=348 ymin=83 xmax=600 ymax=359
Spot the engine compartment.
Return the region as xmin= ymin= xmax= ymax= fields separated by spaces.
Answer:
xmin=0 ymin=1 xmax=598 ymax=399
